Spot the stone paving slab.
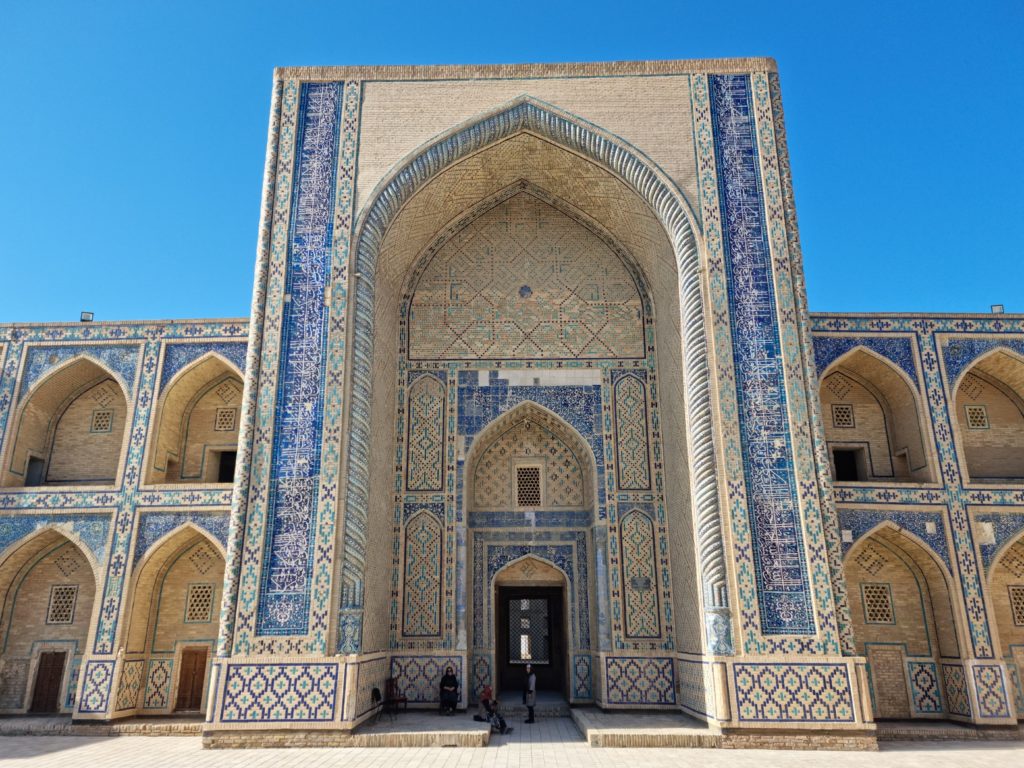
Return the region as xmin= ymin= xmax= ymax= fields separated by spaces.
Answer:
xmin=2 ymin=733 xmax=1024 ymax=768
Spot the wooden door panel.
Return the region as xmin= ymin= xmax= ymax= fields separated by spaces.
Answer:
xmin=30 ymin=652 xmax=66 ymax=714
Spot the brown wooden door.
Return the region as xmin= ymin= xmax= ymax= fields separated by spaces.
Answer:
xmin=30 ymin=651 xmax=66 ymax=713
xmin=175 ymin=648 xmax=208 ymax=711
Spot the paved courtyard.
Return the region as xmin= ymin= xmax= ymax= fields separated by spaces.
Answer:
xmin=2 ymin=717 xmax=1023 ymax=768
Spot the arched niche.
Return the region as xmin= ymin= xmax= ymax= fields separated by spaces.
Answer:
xmin=122 ymin=525 xmax=225 ymax=715
xmin=2 ymin=357 xmax=129 ymax=488
xmin=953 ymin=350 xmax=1024 ymax=483
xmin=0 ymin=529 xmax=100 ymax=713
xmin=820 ymin=348 xmax=931 ymax=483
xmin=844 ymin=524 xmax=960 ymax=719
xmin=348 ymin=100 xmax=713 ymax=661
xmin=146 ymin=354 xmax=243 ymax=485
xmin=466 ymin=401 xmax=596 ymax=518
xmin=988 ymin=532 xmax=1024 ymax=717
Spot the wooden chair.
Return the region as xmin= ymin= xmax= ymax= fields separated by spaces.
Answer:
xmin=384 ymin=677 xmax=408 ymax=716
xmin=370 ymin=686 xmax=387 ymax=723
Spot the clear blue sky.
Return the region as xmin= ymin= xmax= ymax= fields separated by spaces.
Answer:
xmin=1 ymin=1 xmax=1021 ymax=323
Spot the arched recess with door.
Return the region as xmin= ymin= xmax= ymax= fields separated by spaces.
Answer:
xmin=844 ymin=523 xmax=961 ymax=719
xmin=0 ymin=528 xmax=100 ymax=713
xmin=119 ymin=525 xmax=225 ymax=716
xmin=820 ymin=348 xmax=932 ymax=483
xmin=952 ymin=349 xmax=1024 ymax=483
xmin=146 ymin=353 xmax=243 ymax=485
xmin=988 ymin=531 xmax=1024 ymax=717
xmin=2 ymin=357 xmax=129 ymax=488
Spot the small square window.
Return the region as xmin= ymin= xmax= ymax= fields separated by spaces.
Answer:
xmin=1009 ymin=585 xmax=1024 ymax=627
xmin=965 ymin=405 xmax=989 ymax=429
xmin=832 ymin=404 xmax=855 ymax=429
xmin=184 ymin=583 xmax=215 ymax=623
xmin=862 ymin=583 xmax=895 ymax=624
xmin=90 ymin=410 xmax=113 ymax=433
xmin=516 ymin=465 xmax=541 ymax=507
xmin=214 ymin=407 xmax=237 ymax=432
xmin=47 ymin=584 xmax=78 ymax=624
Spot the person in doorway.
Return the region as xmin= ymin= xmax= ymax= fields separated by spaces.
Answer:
xmin=439 ymin=666 xmax=460 ymax=715
xmin=522 ymin=663 xmax=537 ymax=723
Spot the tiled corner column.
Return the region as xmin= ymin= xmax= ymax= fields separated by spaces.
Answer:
xmin=207 ymin=77 xmax=374 ymax=738
xmin=690 ymin=72 xmax=872 ymax=733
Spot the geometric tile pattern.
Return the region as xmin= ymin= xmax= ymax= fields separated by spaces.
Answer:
xmin=389 ymin=655 xmax=463 ymax=704
xmin=143 ymin=659 xmax=173 ymax=709
xmin=619 ymin=510 xmax=660 ymax=638
xmin=473 ymin=418 xmax=584 ymax=509
xmin=572 ymin=654 xmax=592 ymax=700
xmin=19 ymin=344 xmax=140 ymax=402
xmin=907 ymin=661 xmax=942 ymax=714
xmin=64 ymin=657 xmax=81 ymax=709
xmin=733 ymin=663 xmax=855 ymax=722
xmin=256 ymin=82 xmax=343 ymax=637
xmin=941 ymin=664 xmax=971 ymax=717
xmin=406 ymin=374 xmax=445 ymax=491
xmin=709 ymin=73 xmax=813 ymax=635
xmin=407 ymin=192 xmax=645 ymax=361
xmin=219 ymin=663 xmax=337 ymax=722
xmin=79 ymin=660 xmax=114 ymax=713
xmin=972 ymin=664 xmax=1011 ymax=718
xmin=813 ymin=335 xmax=918 ymax=383
xmin=402 ymin=512 xmax=442 ymax=637
xmin=604 ymin=656 xmax=675 ymax=705
xmin=613 ymin=374 xmax=650 ymax=490
xmin=115 ymin=659 xmax=144 ymax=711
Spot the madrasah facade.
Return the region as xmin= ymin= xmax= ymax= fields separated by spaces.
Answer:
xmin=0 ymin=58 xmax=1022 ymax=748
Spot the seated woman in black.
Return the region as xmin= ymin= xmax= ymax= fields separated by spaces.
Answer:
xmin=439 ymin=666 xmax=460 ymax=715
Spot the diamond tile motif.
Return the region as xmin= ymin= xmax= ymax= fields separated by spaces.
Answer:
xmin=734 ymin=663 xmax=855 ymax=722
xmin=220 ymin=663 xmax=337 ymax=722
xmin=402 ymin=512 xmax=442 ymax=637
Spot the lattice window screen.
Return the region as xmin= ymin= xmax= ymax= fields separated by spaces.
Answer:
xmin=1010 ymin=585 xmax=1024 ymax=626
xmin=47 ymin=584 xmax=78 ymax=624
xmin=90 ymin=410 xmax=113 ymax=433
xmin=832 ymin=404 xmax=855 ymax=429
xmin=185 ymin=583 xmax=214 ymax=623
xmin=214 ymin=407 xmax=237 ymax=432
xmin=965 ymin=405 xmax=989 ymax=429
xmin=862 ymin=583 xmax=895 ymax=623
xmin=508 ymin=597 xmax=550 ymax=664
xmin=516 ymin=466 xmax=542 ymax=507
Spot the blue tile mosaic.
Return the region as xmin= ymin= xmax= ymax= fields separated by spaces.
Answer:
xmin=813 ymin=335 xmax=918 ymax=384
xmin=0 ymin=513 xmax=110 ymax=564
xmin=257 ymin=82 xmax=343 ymax=636
xmin=159 ymin=341 xmax=247 ymax=390
xmin=132 ymin=512 xmax=230 ymax=563
xmin=710 ymin=73 xmax=813 ymax=634
xmin=839 ymin=508 xmax=951 ymax=572
xmin=942 ymin=337 xmax=1024 ymax=385
xmin=20 ymin=344 xmax=140 ymax=401
xmin=974 ymin=511 xmax=1024 ymax=570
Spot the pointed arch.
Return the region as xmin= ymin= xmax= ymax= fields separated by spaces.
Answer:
xmin=619 ymin=508 xmax=661 ymax=638
xmin=327 ymin=97 xmax=727 ymax=657
xmin=145 ymin=352 xmax=244 ymax=485
xmin=820 ymin=346 xmax=932 ymax=482
xmin=952 ymin=347 xmax=1024 ymax=482
xmin=493 ymin=553 xmax=570 ymax=587
xmin=465 ymin=400 xmax=597 ymax=515
xmin=2 ymin=356 xmax=130 ymax=487
xmin=405 ymin=374 xmax=445 ymax=492
xmin=0 ymin=528 xmax=99 ymax=713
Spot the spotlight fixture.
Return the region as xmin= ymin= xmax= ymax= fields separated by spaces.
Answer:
xmin=991 ymin=304 xmax=1005 ymax=314
xmin=80 ymin=311 xmax=94 ymax=322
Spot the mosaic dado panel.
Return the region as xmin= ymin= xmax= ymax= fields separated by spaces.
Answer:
xmin=143 ymin=659 xmax=172 ymax=709
xmin=907 ymin=661 xmax=942 ymax=714
xmin=604 ymin=656 xmax=675 ymax=705
xmin=942 ymin=663 xmax=971 ymax=717
xmin=115 ymin=659 xmax=145 ymax=711
xmin=219 ymin=663 xmax=338 ymax=722
xmin=708 ymin=73 xmax=813 ymax=636
xmin=79 ymin=660 xmax=115 ymax=714
xmin=973 ymin=664 xmax=1012 ymax=718
xmin=733 ymin=663 xmax=856 ymax=722
xmin=390 ymin=655 xmax=463 ymax=704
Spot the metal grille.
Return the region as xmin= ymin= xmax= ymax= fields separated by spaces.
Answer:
xmin=965 ymin=405 xmax=989 ymax=429
xmin=508 ymin=597 xmax=550 ymax=664
xmin=831 ymin=403 xmax=855 ymax=428
xmin=516 ymin=466 xmax=541 ymax=507
xmin=185 ymin=583 xmax=215 ymax=623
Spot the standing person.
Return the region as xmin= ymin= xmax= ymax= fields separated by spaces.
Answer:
xmin=522 ymin=663 xmax=536 ymax=723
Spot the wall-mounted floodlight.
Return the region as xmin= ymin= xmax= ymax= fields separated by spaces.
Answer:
xmin=80 ymin=311 xmax=94 ymax=322
xmin=991 ymin=304 xmax=1005 ymax=314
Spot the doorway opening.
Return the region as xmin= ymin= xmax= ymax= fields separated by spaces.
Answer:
xmin=29 ymin=651 xmax=67 ymax=713
xmin=174 ymin=647 xmax=208 ymax=712
xmin=496 ymin=585 xmax=566 ymax=699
